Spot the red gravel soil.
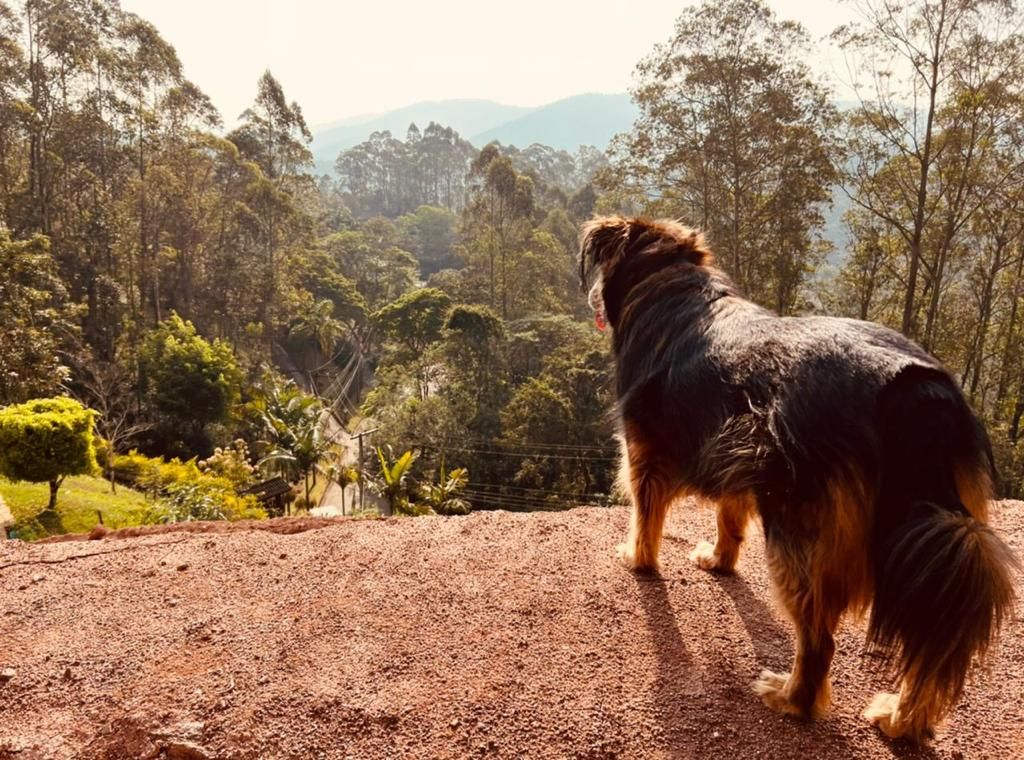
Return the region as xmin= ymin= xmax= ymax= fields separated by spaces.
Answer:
xmin=1 ymin=501 xmax=1022 ymax=760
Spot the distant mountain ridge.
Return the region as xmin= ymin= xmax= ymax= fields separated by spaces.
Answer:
xmin=470 ymin=93 xmax=636 ymax=153
xmin=311 ymin=93 xmax=638 ymax=172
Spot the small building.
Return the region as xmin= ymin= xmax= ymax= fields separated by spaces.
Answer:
xmin=239 ymin=477 xmax=294 ymax=517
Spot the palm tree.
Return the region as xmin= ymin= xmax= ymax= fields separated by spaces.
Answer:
xmin=288 ymin=298 xmax=345 ymax=365
xmin=322 ymin=462 xmax=359 ymax=514
xmin=247 ymin=381 xmax=335 ymax=511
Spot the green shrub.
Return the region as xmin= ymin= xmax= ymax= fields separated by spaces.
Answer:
xmin=0 ymin=397 xmax=97 ymax=510
xmin=111 ymin=449 xmax=265 ymax=523
xmin=147 ymin=477 xmax=263 ymax=523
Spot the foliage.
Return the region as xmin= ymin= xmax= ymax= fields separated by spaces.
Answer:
xmin=603 ymin=0 xmax=838 ymax=313
xmin=396 ymin=205 xmax=457 ymax=277
xmin=0 ymin=397 xmax=97 ymax=510
xmin=335 ymin=124 xmax=477 ymax=217
xmin=110 ymin=449 xmax=264 ymax=523
xmin=151 ymin=478 xmax=264 ymax=524
xmin=139 ymin=314 xmax=242 ymax=456
xmin=375 ymin=288 xmax=453 ymax=361
xmin=1 ymin=475 xmax=153 ymax=541
xmin=198 ymin=439 xmax=257 ymax=489
xmin=2 ymin=0 xmax=1024 ymax=500
xmin=420 ymin=460 xmax=471 ymax=516
xmin=373 ymin=447 xmax=422 ymax=515
xmin=321 ymin=221 xmax=419 ymax=309
xmin=0 ymin=232 xmax=73 ymax=404
xmin=245 ymin=378 xmax=335 ymax=507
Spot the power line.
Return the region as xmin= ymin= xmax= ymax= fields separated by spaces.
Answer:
xmin=457 ymin=438 xmax=618 ymax=453
xmin=406 ymin=441 xmax=618 ymax=463
xmin=466 ymin=481 xmax=597 ymax=498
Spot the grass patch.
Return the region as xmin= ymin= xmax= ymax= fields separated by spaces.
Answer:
xmin=1 ymin=475 xmax=155 ymax=541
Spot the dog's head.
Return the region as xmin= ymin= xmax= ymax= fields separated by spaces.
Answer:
xmin=579 ymin=216 xmax=713 ymax=332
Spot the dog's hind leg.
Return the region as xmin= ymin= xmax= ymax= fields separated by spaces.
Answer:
xmin=617 ymin=435 xmax=678 ymax=574
xmin=752 ymin=540 xmax=844 ymax=719
xmin=690 ymin=491 xmax=755 ymax=573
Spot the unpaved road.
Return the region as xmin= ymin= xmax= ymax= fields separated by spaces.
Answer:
xmin=1 ymin=502 xmax=1022 ymax=759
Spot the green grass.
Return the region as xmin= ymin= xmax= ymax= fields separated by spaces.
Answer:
xmin=1 ymin=475 xmax=156 ymax=541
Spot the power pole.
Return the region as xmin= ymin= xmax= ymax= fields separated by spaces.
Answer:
xmin=350 ymin=427 xmax=379 ymax=514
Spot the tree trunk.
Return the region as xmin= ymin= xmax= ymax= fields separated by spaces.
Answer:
xmin=901 ymin=0 xmax=947 ymax=337
xmin=48 ymin=479 xmax=60 ymax=511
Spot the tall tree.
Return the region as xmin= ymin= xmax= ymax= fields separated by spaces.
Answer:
xmin=605 ymin=0 xmax=838 ymax=313
xmin=834 ymin=0 xmax=1020 ymax=338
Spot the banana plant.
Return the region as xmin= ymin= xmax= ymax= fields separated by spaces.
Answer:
xmin=373 ymin=447 xmax=421 ymax=516
xmin=421 ymin=458 xmax=471 ymax=516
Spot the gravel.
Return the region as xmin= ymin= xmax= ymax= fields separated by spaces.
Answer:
xmin=1 ymin=502 xmax=1021 ymax=759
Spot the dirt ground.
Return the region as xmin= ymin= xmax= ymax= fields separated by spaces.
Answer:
xmin=1 ymin=501 xmax=1022 ymax=760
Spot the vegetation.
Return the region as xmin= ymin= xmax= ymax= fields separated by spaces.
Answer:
xmin=109 ymin=449 xmax=264 ymax=523
xmin=373 ymin=447 xmax=422 ymax=516
xmin=0 ymin=398 xmax=97 ymax=511
xmin=420 ymin=460 xmax=471 ymax=516
xmin=1 ymin=475 xmax=151 ymax=541
xmin=1 ymin=0 xmax=1023 ymax=535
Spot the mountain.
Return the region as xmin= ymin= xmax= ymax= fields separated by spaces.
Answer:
xmin=310 ymin=99 xmax=532 ymax=171
xmin=310 ymin=93 xmax=639 ymax=172
xmin=471 ymin=93 xmax=637 ymax=152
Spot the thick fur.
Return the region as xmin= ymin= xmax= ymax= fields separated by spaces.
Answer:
xmin=580 ymin=215 xmax=1019 ymax=742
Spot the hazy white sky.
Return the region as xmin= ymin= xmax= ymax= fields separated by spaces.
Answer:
xmin=119 ymin=0 xmax=857 ymax=129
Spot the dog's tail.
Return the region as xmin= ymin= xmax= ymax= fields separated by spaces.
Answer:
xmin=866 ymin=369 xmax=1018 ymax=739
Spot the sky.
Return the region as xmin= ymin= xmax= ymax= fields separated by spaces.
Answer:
xmin=118 ymin=0 xmax=858 ymax=130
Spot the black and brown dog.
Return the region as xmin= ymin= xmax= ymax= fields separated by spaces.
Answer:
xmin=579 ymin=215 xmax=1018 ymax=742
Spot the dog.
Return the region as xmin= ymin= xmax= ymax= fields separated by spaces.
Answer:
xmin=579 ymin=215 xmax=1018 ymax=742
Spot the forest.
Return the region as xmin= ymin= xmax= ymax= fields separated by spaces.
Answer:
xmin=2 ymin=0 xmax=1024 ymax=534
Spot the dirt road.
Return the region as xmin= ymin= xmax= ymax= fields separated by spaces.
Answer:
xmin=1 ymin=502 xmax=1022 ymax=759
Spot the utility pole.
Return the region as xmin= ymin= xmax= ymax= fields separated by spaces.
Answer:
xmin=350 ymin=427 xmax=379 ymax=514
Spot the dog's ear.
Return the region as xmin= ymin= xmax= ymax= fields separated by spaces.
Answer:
xmin=579 ymin=216 xmax=632 ymax=289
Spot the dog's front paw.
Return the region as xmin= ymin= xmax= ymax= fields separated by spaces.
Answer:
xmin=752 ymin=669 xmax=803 ymax=718
xmin=688 ymin=540 xmax=735 ymax=573
xmin=617 ymin=542 xmax=658 ymax=574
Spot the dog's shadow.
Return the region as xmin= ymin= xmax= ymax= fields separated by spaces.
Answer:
xmin=633 ymin=571 xmax=939 ymax=760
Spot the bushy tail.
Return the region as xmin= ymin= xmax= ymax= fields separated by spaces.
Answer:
xmin=868 ymin=502 xmax=1017 ymax=735
xmin=867 ymin=368 xmax=1019 ymax=739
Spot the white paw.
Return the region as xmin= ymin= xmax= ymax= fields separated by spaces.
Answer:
xmin=752 ymin=669 xmax=801 ymax=717
xmin=689 ymin=540 xmax=718 ymax=570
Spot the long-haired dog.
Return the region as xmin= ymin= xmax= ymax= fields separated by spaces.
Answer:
xmin=579 ymin=215 xmax=1018 ymax=742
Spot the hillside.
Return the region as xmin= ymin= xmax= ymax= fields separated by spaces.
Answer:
xmin=310 ymin=93 xmax=636 ymax=171
xmin=310 ymin=99 xmax=531 ymax=171
xmin=470 ymin=93 xmax=637 ymax=152
xmin=1 ymin=501 xmax=1021 ymax=759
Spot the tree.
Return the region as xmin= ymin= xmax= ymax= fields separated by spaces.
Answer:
xmin=397 ymin=205 xmax=456 ymax=276
xmin=0 ymin=231 xmax=73 ymax=403
xmin=605 ymin=0 xmax=838 ymax=312
xmin=139 ymin=313 xmax=242 ymax=455
xmin=833 ymin=0 xmax=1020 ymax=338
xmin=374 ymin=287 xmax=453 ymax=400
xmin=65 ymin=342 xmax=151 ymax=492
xmin=287 ymin=298 xmax=346 ymax=363
xmin=245 ymin=379 xmax=333 ymax=510
xmin=462 ymin=145 xmax=536 ymax=318
xmin=0 ymin=397 xmax=97 ymax=510
xmin=228 ymin=71 xmax=313 ymax=340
